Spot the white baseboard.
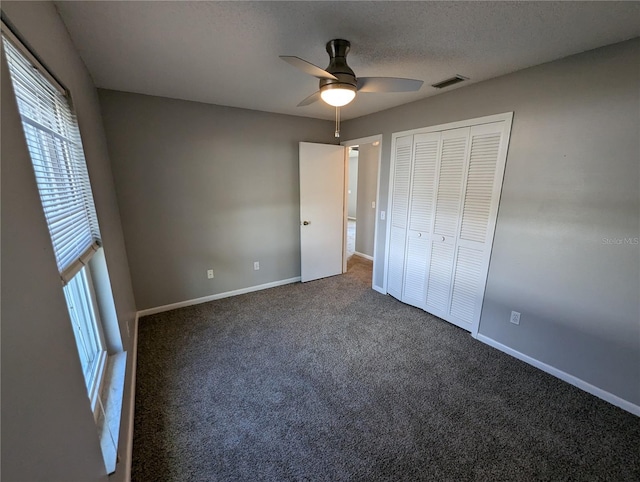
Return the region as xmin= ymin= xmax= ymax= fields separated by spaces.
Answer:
xmin=476 ymin=334 xmax=640 ymax=417
xmin=354 ymin=252 xmax=374 ymax=261
xmin=137 ymin=277 xmax=302 ymax=317
xmin=122 ymin=313 xmax=139 ymax=482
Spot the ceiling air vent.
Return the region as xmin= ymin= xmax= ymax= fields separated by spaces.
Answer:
xmin=431 ymin=75 xmax=468 ymax=89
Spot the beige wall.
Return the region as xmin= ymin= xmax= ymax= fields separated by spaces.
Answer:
xmin=342 ymin=39 xmax=640 ymax=406
xmin=1 ymin=2 xmax=137 ymax=480
xmin=98 ymin=89 xmax=336 ymax=310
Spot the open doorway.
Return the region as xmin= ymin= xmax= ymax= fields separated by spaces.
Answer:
xmin=346 ymin=146 xmax=358 ymax=259
xmin=341 ymin=135 xmax=382 ymax=286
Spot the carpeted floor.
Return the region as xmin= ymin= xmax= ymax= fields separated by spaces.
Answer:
xmin=133 ymin=257 xmax=640 ymax=481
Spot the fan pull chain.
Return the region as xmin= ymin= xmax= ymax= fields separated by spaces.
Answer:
xmin=335 ymin=106 xmax=341 ymax=138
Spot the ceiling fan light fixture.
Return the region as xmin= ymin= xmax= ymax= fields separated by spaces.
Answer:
xmin=281 ymin=39 xmax=423 ymax=110
xmin=320 ymin=84 xmax=356 ymax=107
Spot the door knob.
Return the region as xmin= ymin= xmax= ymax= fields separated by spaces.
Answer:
xmin=441 ymin=236 xmax=445 ymax=242
xmin=302 ymin=221 xmax=310 ymax=226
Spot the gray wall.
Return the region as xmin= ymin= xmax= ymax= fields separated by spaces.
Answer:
xmin=355 ymin=142 xmax=379 ymax=257
xmin=342 ymin=39 xmax=640 ymax=406
xmin=98 ymin=89 xmax=335 ymax=310
xmin=1 ymin=2 xmax=137 ymax=481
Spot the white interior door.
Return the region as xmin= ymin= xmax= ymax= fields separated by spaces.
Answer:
xmin=299 ymin=142 xmax=345 ymax=282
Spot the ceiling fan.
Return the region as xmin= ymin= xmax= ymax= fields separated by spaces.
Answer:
xmin=280 ymin=39 xmax=424 ymax=108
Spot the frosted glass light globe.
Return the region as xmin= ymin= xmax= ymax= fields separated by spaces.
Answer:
xmin=320 ymin=85 xmax=356 ymax=107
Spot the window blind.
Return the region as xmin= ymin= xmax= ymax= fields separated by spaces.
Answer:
xmin=3 ymin=32 xmax=101 ymax=284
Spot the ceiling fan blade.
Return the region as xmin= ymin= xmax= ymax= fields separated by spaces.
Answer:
xmin=357 ymin=77 xmax=423 ymax=93
xmin=297 ymin=91 xmax=321 ymax=107
xmin=280 ymin=56 xmax=338 ymax=80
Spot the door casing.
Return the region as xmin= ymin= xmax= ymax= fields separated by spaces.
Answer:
xmin=340 ymin=134 xmax=383 ymax=290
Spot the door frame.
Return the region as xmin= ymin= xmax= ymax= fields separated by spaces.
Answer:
xmin=340 ymin=134 xmax=383 ymax=289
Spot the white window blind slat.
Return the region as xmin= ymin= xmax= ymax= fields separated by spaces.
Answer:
xmin=22 ymin=114 xmax=78 ymax=145
xmin=3 ymin=35 xmax=101 ymax=283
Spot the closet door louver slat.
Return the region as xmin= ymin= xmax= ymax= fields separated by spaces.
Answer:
xmin=460 ymin=133 xmax=501 ymax=243
xmin=387 ymin=228 xmax=407 ymax=300
xmin=425 ymin=243 xmax=455 ymax=314
xmin=402 ymin=235 xmax=430 ymax=307
xmin=449 ymin=246 xmax=484 ymax=324
xmin=408 ymin=137 xmax=439 ymax=233
xmin=433 ymin=132 xmax=469 ymax=238
xmin=391 ymin=141 xmax=412 ymax=230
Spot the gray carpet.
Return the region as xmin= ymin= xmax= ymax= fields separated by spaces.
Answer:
xmin=133 ymin=257 xmax=640 ymax=481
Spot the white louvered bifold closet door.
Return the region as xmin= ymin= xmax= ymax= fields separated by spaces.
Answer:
xmin=386 ymin=115 xmax=511 ymax=333
xmin=425 ymin=127 xmax=470 ymax=318
xmin=447 ymin=122 xmax=506 ymax=329
xmin=386 ymin=135 xmax=413 ymax=300
xmin=401 ymin=132 xmax=440 ymax=308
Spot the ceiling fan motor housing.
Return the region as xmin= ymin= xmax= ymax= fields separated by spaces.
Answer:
xmin=319 ymin=39 xmax=357 ymax=92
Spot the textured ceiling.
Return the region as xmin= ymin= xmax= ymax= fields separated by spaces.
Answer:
xmin=54 ymin=1 xmax=640 ymax=121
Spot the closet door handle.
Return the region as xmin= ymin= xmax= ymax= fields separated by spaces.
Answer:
xmin=441 ymin=236 xmax=445 ymax=242
xmin=418 ymin=232 xmax=422 ymax=238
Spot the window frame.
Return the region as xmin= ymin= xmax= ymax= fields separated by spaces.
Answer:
xmin=2 ymin=18 xmax=126 ymax=474
xmin=63 ymin=264 xmax=109 ymax=415
xmin=2 ymin=23 xmax=107 ymax=411
xmin=2 ymin=23 xmax=101 ymax=284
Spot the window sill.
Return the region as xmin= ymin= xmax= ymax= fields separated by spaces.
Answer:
xmin=96 ymin=351 xmax=127 ymax=474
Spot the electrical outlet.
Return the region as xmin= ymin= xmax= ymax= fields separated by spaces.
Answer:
xmin=380 ymin=211 xmax=386 ymax=220
xmin=254 ymin=261 xmax=260 ymax=271
xmin=371 ymin=201 xmax=376 ymax=209
xmin=510 ymin=311 xmax=521 ymax=325
xmin=207 ymin=269 xmax=214 ymax=279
